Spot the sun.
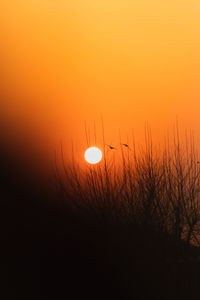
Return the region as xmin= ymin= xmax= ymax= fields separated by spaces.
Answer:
xmin=84 ymin=147 xmax=102 ymax=164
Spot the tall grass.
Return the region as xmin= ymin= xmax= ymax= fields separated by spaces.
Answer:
xmin=54 ymin=125 xmax=200 ymax=249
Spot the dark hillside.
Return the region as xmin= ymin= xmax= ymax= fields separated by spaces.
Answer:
xmin=2 ymin=136 xmax=200 ymax=299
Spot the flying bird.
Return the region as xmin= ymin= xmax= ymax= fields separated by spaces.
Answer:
xmin=105 ymin=144 xmax=117 ymax=150
xmin=121 ymin=143 xmax=131 ymax=150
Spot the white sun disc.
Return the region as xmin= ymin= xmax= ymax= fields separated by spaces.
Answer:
xmin=84 ymin=147 xmax=102 ymax=164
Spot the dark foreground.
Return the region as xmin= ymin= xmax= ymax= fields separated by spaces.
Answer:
xmin=4 ymin=198 xmax=200 ymax=299
xmin=2 ymin=155 xmax=200 ymax=299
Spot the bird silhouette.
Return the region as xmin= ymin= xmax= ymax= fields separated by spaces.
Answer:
xmin=121 ymin=143 xmax=131 ymax=149
xmin=105 ymin=144 xmax=117 ymax=150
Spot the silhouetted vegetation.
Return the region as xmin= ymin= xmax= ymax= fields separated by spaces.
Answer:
xmin=56 ymin=126 xmax=200 ymax=249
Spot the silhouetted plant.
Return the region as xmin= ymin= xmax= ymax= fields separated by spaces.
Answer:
xmin=55 ymin=124 xmax=200 ymax=251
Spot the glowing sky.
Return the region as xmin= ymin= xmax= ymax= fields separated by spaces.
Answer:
xmin=1 ymin=0 xmax=200 ymax=169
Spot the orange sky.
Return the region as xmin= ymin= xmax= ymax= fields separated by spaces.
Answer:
xmin=1 ymin=0 xmax=200 ymax=171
